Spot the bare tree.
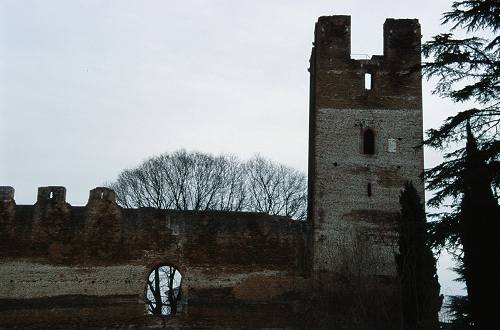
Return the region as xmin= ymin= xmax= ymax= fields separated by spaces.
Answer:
xmin=107 ymin=150 xmax=307 ymax=220
xmin=245 ymin=156 xmax=307 ymax=220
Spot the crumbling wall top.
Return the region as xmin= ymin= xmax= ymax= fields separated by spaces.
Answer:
xmin=310 ymin=15 xmax=422 ymax=110
xmin=36 ymin=186 xmax=66 ymax=206
xmin=88 ymin=187 xmax=117 ymax=205
xmin=315 ymin=15 xmax=351 ymax=59
xmin=314 ymin=15 xmax=421 ymax=64
xmin=0 ymin=187 xmax=14 ymax=203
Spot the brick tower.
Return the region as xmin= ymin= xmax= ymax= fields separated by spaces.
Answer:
xmin=307 ymin=16 xmax=424 ymax=277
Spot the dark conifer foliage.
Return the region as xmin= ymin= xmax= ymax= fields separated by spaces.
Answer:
xmin=444 ymin=257 xmax=471 ymax=329
xmin=423 ymin=0 xmax=499 ymax=151
xmin=423 ymin=2 xmax=500 ymax=327
xmin=427 ymin=123 xmax=499 ymax=329
xmin=457 ymin=123 xmax=499 ymax=328
xmin=396 ymin=182 xmax=442 ymax=330
xmin=446 ymin=295 xmax=471 ymax=329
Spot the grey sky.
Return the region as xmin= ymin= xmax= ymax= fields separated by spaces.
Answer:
xmin=0 ymin=0 xmax=464 ymax=296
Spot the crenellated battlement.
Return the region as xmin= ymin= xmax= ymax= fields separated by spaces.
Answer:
xmin=314 ymin=16 xmax=420 ymax=62
xmin=0 ymin=186 xmax=118 ymax=208
xmin=88 ymin=187 xmax=117 ymax=204
xmin=0 ymin=185 xmax=305 ymax=265
xmin=0 ymin=186 xmax=14 ymax=203
xmin=310 ymin=15 xmax=422 ymax=110
xmin=36 ymin=186 xmax=67 ymax=206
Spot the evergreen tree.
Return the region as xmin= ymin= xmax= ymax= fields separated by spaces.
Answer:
xmin=427 ymin=122 xmax=499 ymax=329
xmin=396 ymin=182 xmax=442 ymax=330
xmin=446 ymin=295 xmax=471 ymax=330
xmin=445 ymin=261 xmax=471 ymax=329
xmin=423 ymin=0 xmax=499 ymax=198
xmin=459 ymin=122 xmax=499 ymax=328
xmin=423 ymin=2 xmax=500 ymax=327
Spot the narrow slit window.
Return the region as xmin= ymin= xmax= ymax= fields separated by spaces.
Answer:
xmin=364 ymin=73 xmax=372 ymax=90
xmin=363 ymin=129 xmax=375 ymax=155
xmin=367 ymin=183 xmax=372 ymax=197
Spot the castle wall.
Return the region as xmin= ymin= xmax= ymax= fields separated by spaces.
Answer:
xmin=0 ymin=186 xmax=308 ymax=328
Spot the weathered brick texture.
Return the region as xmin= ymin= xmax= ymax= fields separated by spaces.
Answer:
xmin=0 ymin=187 xmax=307 ymax=328
xmin=308 ymin=16 xmax=424 ymax=276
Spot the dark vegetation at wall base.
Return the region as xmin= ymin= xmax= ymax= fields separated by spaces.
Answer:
xmin=396 ymin=182 xmax=442 ymax=330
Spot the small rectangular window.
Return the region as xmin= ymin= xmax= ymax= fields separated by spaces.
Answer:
xmin=367 ymin=183 xmax=372 ymax=197
xmin=364 ymin=73 xmax=372 ymax=90
xmin=388 ymin=138 xmax=397 ymax=153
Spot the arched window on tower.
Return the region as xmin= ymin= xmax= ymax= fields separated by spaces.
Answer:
xmin=363 ymin=129 xmax=375 ymax=155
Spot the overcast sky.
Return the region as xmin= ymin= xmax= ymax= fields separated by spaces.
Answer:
xmin=0 ymin=0 xmax=464 ymax=296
